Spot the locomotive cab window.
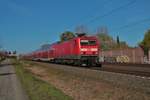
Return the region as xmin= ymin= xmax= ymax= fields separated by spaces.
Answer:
xmin=80 ymin=40 xmax=96 ymax=45
xmin=89 ymin=40 xmax=96 ymax=45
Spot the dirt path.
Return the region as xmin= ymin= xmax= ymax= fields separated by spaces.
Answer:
xmin=0 ymin=59 xmax=28 ymax=100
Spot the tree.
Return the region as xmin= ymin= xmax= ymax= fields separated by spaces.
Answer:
xmin=140 ymin=29 xmax=150 ymax=55
xmin=60 ymin=31 xmax=75 ymax=42
xmin=96 ymin=26 xmax=108 ymax=35
xmin=13 ymin=51 xmax=17 ymax=54
xmin=97 ymin=33 xmax=114 ymax=50
xmin=117 ymin=35 xmax=120 ymax=45
xmin=75 ymin=25 xmax=89 ymax=34
xmin=97 ymin=33 xmax=129 ymax=50
xmin=41 ymin=44 xmax=51 ymax=50
xmin=97 ymin=33 xmax=113 ymax=42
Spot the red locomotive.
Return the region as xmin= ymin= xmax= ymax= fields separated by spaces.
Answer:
xmin=25 ymin=34 xmax=101 ymax=66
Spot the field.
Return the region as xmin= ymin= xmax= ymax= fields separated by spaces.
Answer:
xmin=13 ymin=59 xmax=72 ymax=100
xmin=13 ymin=60 xmax=150 ymax=100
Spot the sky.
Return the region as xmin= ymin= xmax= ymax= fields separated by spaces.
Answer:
xmin=0 ymin=0 xmax=150 ymax=53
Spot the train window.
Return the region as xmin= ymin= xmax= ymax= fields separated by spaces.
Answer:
xmin=80 ymin=40 xmax=88 ymax=45
xmin=89 ymin=40 xmax=96 ymax=45
xmin=80 ymin=40 xmax=96 ymax=45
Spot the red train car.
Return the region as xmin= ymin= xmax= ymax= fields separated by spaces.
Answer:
xmin=27 ymin=35 xmax=101 ymax=66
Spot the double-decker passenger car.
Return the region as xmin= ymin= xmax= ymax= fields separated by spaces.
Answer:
xmin=25 ymin=35 xmax=101 ymax=66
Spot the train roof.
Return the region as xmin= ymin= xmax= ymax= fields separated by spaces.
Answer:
xmin=30 ymin=35 xmax=98 ymax=54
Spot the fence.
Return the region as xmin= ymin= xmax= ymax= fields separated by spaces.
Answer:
xmin=100 ymin=47 xmax=145 ymax=64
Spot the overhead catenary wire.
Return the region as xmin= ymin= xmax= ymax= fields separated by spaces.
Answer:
xmin=118 ymin=18 xmax=150 ymax=30
xmin=68 ymin=0 xmax=137 ymax=31
xmin=86 ymin=0 xmax=137 ymax=25
xmin=111 ymin=17 xmax=150 ymax=33
xmin=67 ymin=0 xmax=113 ymax=30
xmin=68 ymin=0 xmax=149 ymax=36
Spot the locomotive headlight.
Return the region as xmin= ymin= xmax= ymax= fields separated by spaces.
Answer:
xmin=80 ymin=48 xmax=88 ymax=51
xmin=91 ymin=48 xmax=98 ymax=51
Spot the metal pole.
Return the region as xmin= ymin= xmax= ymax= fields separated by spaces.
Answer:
xmin=132 ymin=49 xmax=135 ymax=63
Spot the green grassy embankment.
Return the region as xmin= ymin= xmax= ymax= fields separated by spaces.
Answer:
xmin=13 ymin=60 xmax=72 ymax=100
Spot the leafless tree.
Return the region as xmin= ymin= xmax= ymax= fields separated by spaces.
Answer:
xmin=96 ymin=26 xmax=108 ymax=35
xmin=75 ymin=25 xmax=89 ymax=34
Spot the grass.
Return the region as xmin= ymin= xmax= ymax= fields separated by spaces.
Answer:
xmin=13 ymin=60 xmax=73 ymax=100
xmin=0 ymin=57 xmax=5 ymax=62
xmin=23 ymin=60 xmax=150 ymax=100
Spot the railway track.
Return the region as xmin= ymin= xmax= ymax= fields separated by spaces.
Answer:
xmin=91 ymin=64 xmax=150 ymax=78
xmin=29 ymin=60 xmax=150 ymax=78
xmin=57 ymin=63 xmax=150 ymax=78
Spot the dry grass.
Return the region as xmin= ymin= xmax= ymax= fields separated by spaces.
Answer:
xmin=22 ymin=61 xmax=150 ymax=100
xmin=14 ymin=60 xmax=72 ymax=100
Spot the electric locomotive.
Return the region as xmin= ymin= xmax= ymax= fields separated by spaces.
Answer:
xmin=25 ymin=34 xmax=101 ymax=67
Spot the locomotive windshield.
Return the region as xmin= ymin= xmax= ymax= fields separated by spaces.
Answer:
xmin=80 ymin=40 xmax=96 ymax=45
